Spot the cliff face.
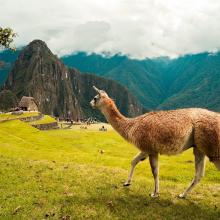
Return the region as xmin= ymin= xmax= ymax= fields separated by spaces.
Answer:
xmin=5 ymin=40 xmax=83 ymax=118
xmin=2 ymin=40 xmax=143 ymax=120
xmin=62 ymin=51 xmax=220 ymax=112
xmin=70 ymin=69 xmax=143 ymax=120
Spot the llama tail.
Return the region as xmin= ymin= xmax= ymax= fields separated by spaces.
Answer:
xmin=211 ymin=159 xmax=220 ymax=170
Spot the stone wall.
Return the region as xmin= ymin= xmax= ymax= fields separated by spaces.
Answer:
xmin=32 ymin=122 xmax=59 ymax=130
xmin=0 ymin=113 xmax=42 ymax=123
xmin=19 ymin=113 xmax=43 ymax=122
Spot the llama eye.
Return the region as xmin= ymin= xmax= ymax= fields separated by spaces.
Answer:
xmin=94 ymin=97 xmax=97 ymax=101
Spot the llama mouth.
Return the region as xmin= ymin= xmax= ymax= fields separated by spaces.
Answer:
xmin=90 ymin=101 xmax=96 ymax=109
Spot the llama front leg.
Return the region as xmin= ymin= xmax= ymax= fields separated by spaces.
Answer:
xmin=149 ymin=153 xmax=159 ymax=197
xmin=179 ymin=148 xmax=205 ymax=198
xmin=124 ymin=152 xmax=147 ymax=186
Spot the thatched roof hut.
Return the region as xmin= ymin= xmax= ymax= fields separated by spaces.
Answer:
xmin=18 ymin=96 xmax=38 ymax=111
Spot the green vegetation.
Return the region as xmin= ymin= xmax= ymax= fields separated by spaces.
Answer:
xmin=0 ymin=49 xmax=20 ymax=86
xmin=0 ymin=120 xmax=219 ymax=219
xmin=0 ymin=27 xmax=16 ymax=50
xmin=62 ymin=51 xmax=220 ymax=111
xmin=0 ymin=40 xmax=142 ymax=119
xmin=0 ymin=111 xmax=39 ymax=121
xmin=0 ymin=90 xmax=17 ymax=111
xmin=62 ymin=52 xmax=165 ymax=109
xmin=29 ymin=115 xmax=56 ymax=125
xmin=3 ymin=42 xmax=220 ymax=116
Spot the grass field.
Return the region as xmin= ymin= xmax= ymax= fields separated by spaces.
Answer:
xmin=0 ymin=112 xmax=39 ymax=121
xmin=29 ymin=115 xmax=57 ymax=125
xmin=0 ymin=120 xmax=219 ymax=219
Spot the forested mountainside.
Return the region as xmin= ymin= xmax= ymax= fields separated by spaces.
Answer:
xmin=0 ymin=49 xmax=20 ymax=85
xmin=0 ymin=40 xmax=143 ymax=120
xmin=62 ymin=51 xmax=220 ymax=111
xmin=1 ymin=45 xmax=220 ymax=112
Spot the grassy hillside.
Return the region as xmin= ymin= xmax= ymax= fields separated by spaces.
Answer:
xmin=29 ymin=115 xmax=56 ymax=125
xmin=0 ymin=120 xmax=219 ymax=219
xmin=0 ymin=111 xmax=39 ymax=121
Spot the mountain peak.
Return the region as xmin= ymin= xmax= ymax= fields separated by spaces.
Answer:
xmin=1 ymin=40 xmax=143 ymax=119
xmin=28 ymin=39 xmax=47 ymax=47
xmin=23 ymin=39 xmax=53 ymax=57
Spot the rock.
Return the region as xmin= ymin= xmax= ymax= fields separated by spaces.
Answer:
xmin=1 ymin=40 xmax=143 ymax=120
xmin=12 ymin=206 xmax=22 ymax=215
xmin=99 ymin=149 xmax=105 ymax=154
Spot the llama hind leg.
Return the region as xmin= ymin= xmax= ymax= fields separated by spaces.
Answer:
xmin=179 ymin=148 xmax=205 ymax=198
xmin=124 ymin=152 xmax=148 ymax=186
xmin=149 ymin=153 xmax=159 ymax=197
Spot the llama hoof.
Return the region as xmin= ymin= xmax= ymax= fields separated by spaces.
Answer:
xmin=123 ymin=182 xmax=131 ymax=187
xmin=178 ymin=193 xmax=186 ymax=199
xmin=150 ymin=193 xmax=159 ymax=198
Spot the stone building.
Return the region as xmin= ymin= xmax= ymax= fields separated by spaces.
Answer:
xmin=18 ymin=96 xmax=38 ymax=111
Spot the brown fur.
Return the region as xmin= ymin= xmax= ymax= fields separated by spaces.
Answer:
xmin=96 ymin=96 xmax=220 ymax=162
xmin=90 ymin=88 xmax=220 ymax=197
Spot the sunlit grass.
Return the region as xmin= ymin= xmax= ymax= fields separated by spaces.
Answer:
xmin=29 ymin=115 xmax=56 ymax=125
xmin=0 ymin=120 xmax=219 ymax=219
xmin=0 ymin=111 xmax=39 ymax=121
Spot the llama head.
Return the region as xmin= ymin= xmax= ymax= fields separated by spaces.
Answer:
xmin=90 ymin=86 xmax=110 ymax=109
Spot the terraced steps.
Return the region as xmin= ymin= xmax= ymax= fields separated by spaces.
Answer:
xmin=0 ymin=112 xmax=58 ymax=130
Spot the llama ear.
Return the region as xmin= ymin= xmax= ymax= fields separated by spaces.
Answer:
xmin=93 ymin=86 xmax=108 ymax=96
xmin=93 ymin=86 xmax=101 ymax=94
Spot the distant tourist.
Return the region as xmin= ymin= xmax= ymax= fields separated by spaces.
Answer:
xmin=99 ymin=125 xmax=107 ymax=131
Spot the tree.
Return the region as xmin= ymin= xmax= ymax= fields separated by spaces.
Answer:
xmin=0 ymin=90 xmax=17 ymax=111
xmin=0 ymin=27 xmax=17 ymax=50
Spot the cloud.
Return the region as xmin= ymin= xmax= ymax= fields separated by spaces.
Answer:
xmin=1 ymin=0 xmax=220 ymax=58
xmin=47 ymin=21 xmax=111 ymax=56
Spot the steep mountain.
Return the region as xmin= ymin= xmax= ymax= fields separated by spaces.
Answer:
xmin=1 ymin=40 xmax=143 ymax=120
xmin=2 ymin=46 xmax=220 ymax=112
xmin=62 ymin=53 xmax=165 ymax=109
xmin=69 ymin=69 xmax=143 ymax=119
xmin=104 ymin=58 xmax=166 ymax=108
xmin=62 ymin=52 xmax=126 ymax=76
xmin=158 ymin=52 xmax=220 ymax=110
xmin=62 ymin=52 xmax=220 ymax=111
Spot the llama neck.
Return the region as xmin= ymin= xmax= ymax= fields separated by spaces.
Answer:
xmin=101 ymin=101 xmax=129 ymax=138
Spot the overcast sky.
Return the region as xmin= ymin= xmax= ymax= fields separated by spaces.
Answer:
xmin=1 ymin=0 xmax=220 ymax=58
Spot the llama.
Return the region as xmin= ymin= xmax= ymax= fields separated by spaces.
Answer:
xmin=90 ymin=86 xmax=220 ymax=198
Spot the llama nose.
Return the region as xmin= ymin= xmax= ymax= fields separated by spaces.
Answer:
xmin=90 ymin=100 xmax=95 ymax=107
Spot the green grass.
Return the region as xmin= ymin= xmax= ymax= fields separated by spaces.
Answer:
xmin=0 ymin=120 xmax=219 ymax=219
xmin=29 ymin=115 xmax=56 ymax=125
xmin=0 ymin=111 xmax=39 ymax=121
